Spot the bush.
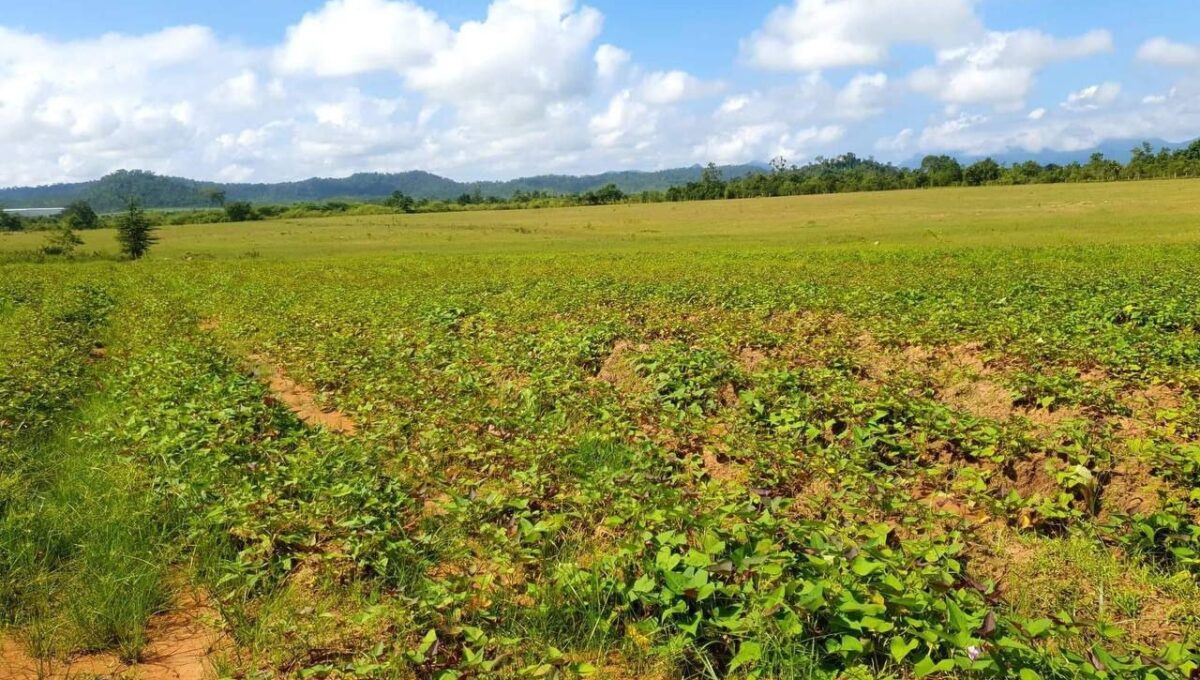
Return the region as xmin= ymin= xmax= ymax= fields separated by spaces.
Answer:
xmin=224 ymin=202 xmax=258 ymax=223
xmin=0 ymin=210 xmax=22 ymax=232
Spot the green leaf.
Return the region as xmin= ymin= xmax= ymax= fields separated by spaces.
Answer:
xmin=1024 ymin=618 xmax=1052 ymax=637
xmin=728 ymin=641 xmax=762 ymax=672
xmin=840 ymin=635 xmax=865 ymax=653
xmin=890 ymin=637 xmax=918 ymax=664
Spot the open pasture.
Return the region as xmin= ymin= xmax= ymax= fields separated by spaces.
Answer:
xmin=4 ymin=180 xmax=1200 ymax=259
xmin=3 ymin=181 xmax=1200 ymax=678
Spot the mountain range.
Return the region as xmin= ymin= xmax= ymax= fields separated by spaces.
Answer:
xmin=0 ymin=165 xmax=766 ymax=213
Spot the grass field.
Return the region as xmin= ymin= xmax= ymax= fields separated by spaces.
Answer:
xmin=4 ymin=181 xmax=1200 ymax=259
xmin=3 ymin=181 xmax=1200 ymax=678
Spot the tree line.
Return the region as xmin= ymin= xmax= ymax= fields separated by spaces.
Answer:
xmin=663 ymin=140 xmax=1200 ymax=202
xmin=5 ymin=140 xmax=1200 ymax=241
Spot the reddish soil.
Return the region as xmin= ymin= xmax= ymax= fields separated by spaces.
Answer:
xmin=249 ymin=355 xmax=358 ymax=435
xmin=1 ymin=591 xmax=224 ymax=680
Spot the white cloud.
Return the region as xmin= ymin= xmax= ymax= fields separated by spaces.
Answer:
xmin=1062 ymin=82 xmax=1121 ymax=112
xmin=875 ymin=128 xmax=914 ymax=154
xmin=834 ymin=72 xmax=890 ymax=120
xmin=1142 ymin=88 xmax=1177 ymax=106
xmin=275 ymin=0 xmax=451 ymax=76
xmin=638 ymin=70 xmax=722 ymax=105
xmin=0 ymin=0 xmax=1194 ymax=188
xmin=694 ymin=123 xmax=844 ymax=164
xmin=595 ymin=44 xmax=631 ymax=81
xmin=909 ymin=29 xmax=1113 ymax=108
xmin=212 ymin=70 xmax=262 ymax=109
xmin=1137 ymin=37 xmax=1200 ymax=67
xmin=404 ymin=0 xmax=603 ymax=130
xmin=742 ymin=0 xmax=981 ymax=71
xmin=590 ymin=90 xmax=655 ymax=149
xmin=0 ymin=24 xmax=256 ymax=185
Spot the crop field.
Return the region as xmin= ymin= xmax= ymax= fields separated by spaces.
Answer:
xmin=3 ymin=181 xmax=1200 ymax=679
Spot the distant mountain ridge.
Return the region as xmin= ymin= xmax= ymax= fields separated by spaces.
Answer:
xmin=0 ymin=164 xmax=766 ymax=213
xmin=4 ymin=138 xmax=1192 ymax=213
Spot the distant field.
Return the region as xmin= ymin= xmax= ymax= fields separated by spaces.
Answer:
xmin=3 ymin=181 xmax=1200 ymax=678
xmin=4 ymin=180 xmax=1200 ymax=258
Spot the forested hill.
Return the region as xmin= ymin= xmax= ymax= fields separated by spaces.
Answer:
xmin=0 ymin=164 xmax=765 ymax=212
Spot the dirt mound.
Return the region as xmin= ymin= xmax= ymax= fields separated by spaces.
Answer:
xmin=1 ymin=591 xmax=224 ymax=680
xmin=596 ymin=341 xmax=648 ymax=394
xmin=737 ymin=347 xmax=768 ymax=373
xmin=1100 ymin=458 xmax=1169 ymax=520
xmin=249 ymin=355 xmax=358 ymax=435
xmin=944 ymin=379 xmax=1016 ymax=421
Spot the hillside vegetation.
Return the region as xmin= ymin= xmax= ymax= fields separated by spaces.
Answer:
xmin=0 ymin=165 xmax=765 ymax=212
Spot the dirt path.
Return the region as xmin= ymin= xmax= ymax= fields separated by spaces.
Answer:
xmin=197 ymin=318 xmax=357 ymax=435
xmin=248 ymin=354 xmax=358 ymax=435
xmin=1 ymin=591 xmax=224 ymax=680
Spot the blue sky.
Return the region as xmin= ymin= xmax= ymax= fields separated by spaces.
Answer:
xmin=1 ymin=0 xmax=1198 ymax=185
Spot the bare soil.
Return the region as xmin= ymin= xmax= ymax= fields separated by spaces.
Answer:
xmin=1 ymin=591 xmax=224 ymax=680
xmin=249 ymin=355 xmax=358 ymax=435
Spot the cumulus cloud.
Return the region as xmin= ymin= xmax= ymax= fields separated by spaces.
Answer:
xmin=594 ymin=44 xmax=631 ymax=82
xmin=742 ymin=0 xmax=981 ymax=71
xmin=909 ymin=29 xmax=1113 ymax=109
xmin=404 ymin=0 xmax=603 ymax=129
xmin=275 ymin=0 xmax=451 ymax=76
xmin=638 ymin=71 xmax=722 ymax=105
xmin=0 ymin=24 xmax=257 ymax=185
xmin=694 ymin=123 xmax=844 ymax=164
xmin=834 ymin=72 xmax=890 ymax=120
xmin=1137 ymin=37 xmax=1200 ymax=67
xmin=0 ymin=0 xmax=1196 ymax=187
xmin=1062 ymin=82 xmax=1121 ymax=112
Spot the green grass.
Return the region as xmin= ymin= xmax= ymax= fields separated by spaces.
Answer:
xmin=2 ymin=180 xmax=1200 ymax=678
xmin=3 ymin=179 xmax=1200 ymax=259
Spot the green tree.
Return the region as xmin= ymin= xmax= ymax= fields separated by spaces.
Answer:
xmin=594 ymin=183 xmax=626 ymax=204
xmin=384 ymin=191 xmax=416 ymax=213
xmin=61 ymin=201 xmax=100 ymax=230
xmin=964 ymin=158 xmax=1002 ymax=186
xmin=115 ymin=199 xmax=156 ymax=260
xmin=920 ymin=155 xmax=964 ymax=187
xmin=204 ymin=188 xmax=227 ymax=208
xmin=0 ymin=208 xmax=21 ymax=232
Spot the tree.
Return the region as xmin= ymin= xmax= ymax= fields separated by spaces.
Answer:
xmin=0 ymin=208 xmax=21 ymax=232
xmin=384 ymin=190 xmax=416 ymax=213
xmin=224 ymin=201 xmax=258 ymax=222
xmin=115 ymin=199 xmax=156 ymax=260
xmin=594 ymin=183 xmax=625 ymax=204
xmin=60 ymin=200 xmax=100 ymax=230
xmin=964 ymin=158 xmax=1002 ymax=186
xmin=204 ymin=188 xmax=227 ymax=208
xmin=920 ymin=155 xmax=964 ymax=187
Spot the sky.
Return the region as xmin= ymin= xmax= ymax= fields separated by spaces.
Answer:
xmin=1 ymin=0 xmax=1198 ymax=186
